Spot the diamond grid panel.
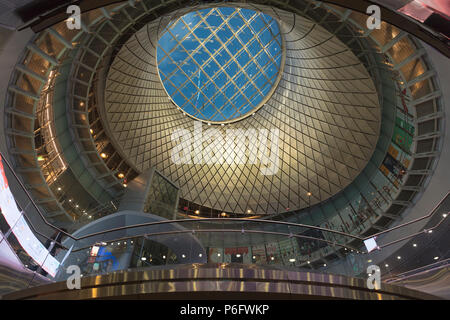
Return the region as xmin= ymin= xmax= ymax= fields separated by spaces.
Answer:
xmin=104 ymin=10 xmax=381 ymax=215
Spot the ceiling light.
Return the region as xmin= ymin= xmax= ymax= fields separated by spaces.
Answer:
xmin=80 ymin=101 xmax=84 ymax=107
xmin=118 ymin=173 xmax=125 ymax=179
xmin=367 ymin=259 xmax=372 ymax=263
xmin=182 ymin=254 xmax=186 ymax=258
xmin=123 ymin=183 xmax=127 ymax=188
xmin=162 ymin=255 xmax=166 ymax=259
xmin=217 ymin=253 xmax=221 ymax=257
xmin=141 ymin=257 xmax=146 ymax=261
xmin=100 ymin=153 xmax=107 ymax=159
xmin=307 ymin=192 xmax=312 ymax=196
xmin=57 ymin=187 xmax=62 ymax=191
xmin=443 ymin=213 xmax=447 ymax=218
xmin=68 ymin=199 xmax=72 ymax=202
xmin=434 ymin=256 xmax=439 ymax=260
xmin=323 ymin=263 xmax=327 ymax=267
xmin=194 ymin=210 xmax=200 ymax=214
xmin=252 ymin=256 xmax=256 ymax=259
xmin=428 ymin=230 xmax=433 ymax=233
xmin=413 ymin=243 xmax=417 ymax=247
xmin=90 ymin=129 xmax=94 ymax=134
xmin=289 ymin=258 xmax=296 ymax=262
xmin=247 ymin=209 xmax=252 ymax=214
xmin=307 ymin=261 xmax=310 ymax=264
xmin=221 ymin=212 xmax=227 ymax=217
xmin=397 ymin=256 xmax=401 ymax=260
xmin=236 ymin=254 xmax=241 ymax=258
xmin=270 ymin=257 xmax=274 ymax=261
xmin=385 ymin=264 xmax=389 ymax=267
xmin=199 ymin=253 xmax=202 ymax=257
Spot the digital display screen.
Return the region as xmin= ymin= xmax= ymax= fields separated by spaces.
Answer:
xmin=0 ymin=155 xmax=60 ymax=277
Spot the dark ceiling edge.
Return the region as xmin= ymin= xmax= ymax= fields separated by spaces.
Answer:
xmin=16 ymin=0 xmax=450 ymax=59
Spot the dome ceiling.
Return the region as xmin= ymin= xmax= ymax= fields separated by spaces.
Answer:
xmin=103 ymin=6 xmax=381 ymax=215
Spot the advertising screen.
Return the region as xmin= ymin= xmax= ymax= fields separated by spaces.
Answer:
xmin=0 ymin=154 xmax=60 ymax=277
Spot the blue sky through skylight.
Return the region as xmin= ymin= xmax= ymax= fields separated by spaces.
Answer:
xmin=157 ymin=7 xmax=282 ymax=122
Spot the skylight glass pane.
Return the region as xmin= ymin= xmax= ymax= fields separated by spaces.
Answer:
xmin=157 ymin=7 xmax=282 ymax=122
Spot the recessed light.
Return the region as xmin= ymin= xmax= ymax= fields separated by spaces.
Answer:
xmin=182 ymin=254 xmax=186 ymax=258
xmin=217 ymin=253 xmax=221 ymax=257
xmin=323 ymin=263 xmax=327 ymax=267
xmin=162 ymin=255 xmax=166 ymax=259
xmin=397 ymin=256 xmax=401 ymax=260
xmin=443 ymin=213 xmax=447 ymax=218
xmin=434 ymin=256 xmax=439 ymax=260
xmin=199 ymin=253 xmax=202 ymax=257
xmin=271 ymin=257 xmax=275 ymax=261
xmin=307 ymin=261 xmax=310 ymax=264
xmin=413 ymin=243 xmax=417 ymax=247
xmin=57 ymin=187 xmax=62 ymax=191
xmin=385 ymin=264 xmax=389 ymax=267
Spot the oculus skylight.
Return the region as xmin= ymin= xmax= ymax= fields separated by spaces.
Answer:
xmin=157 ymin=7 xmax=283 ymax=123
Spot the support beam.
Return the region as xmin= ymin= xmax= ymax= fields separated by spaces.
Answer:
xmin=48 ymin=28 xmax=74 ymax=49
xmin=371 ymin=224 xmax=386 ymax=231
xmin=26 ymin=44 xmax=58 ymax=65
xmin=394 ymin=48 xmax=426 ymax=70
xmin=401 ymin=186 xmax=421 ymax=192
xmin=5 ymin=108 xmax=36 ymax=120
xmin=15 ymin=64 xmax=46 ymax=83
xmin=411 ymin=91 xmax=441 ymax=106
xmin=407 ymin=70 xmax=436 ymax=87
xmin=381 ymin=31 xmax=407 ymax=53
xmin=6 ymin=128 xmax=34 ymax=138
xmin=8 ymin=85 xmax=39 ymax=100
xmin=35 ymin=198 xmax=56 ymax=204
xmin=380 ymin=213 xmax=399 ymax=220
